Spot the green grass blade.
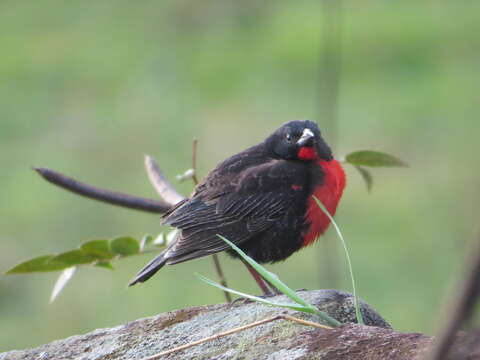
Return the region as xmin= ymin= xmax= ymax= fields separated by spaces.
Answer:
xmin=217 ymin=235 xmax=311 ymax=307
xmin=313 ymin=196 xmax=365 ymax=325
xmin=215 ymin=236 xmax=341 ymax=327
xmin=195 ymin=273 xmax=312 ymax=313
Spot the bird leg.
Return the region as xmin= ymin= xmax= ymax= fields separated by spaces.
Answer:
xmin=264 ymin=278 xmax=283 ymax=296
xmin=241 ymin=259 xmax=282 ymax=296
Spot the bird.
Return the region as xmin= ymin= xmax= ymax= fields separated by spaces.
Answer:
xmin=129 ymin=120 xmax=346 ymax=294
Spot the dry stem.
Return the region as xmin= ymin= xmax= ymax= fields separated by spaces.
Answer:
xmin=144 ymin=155 xmax=184 ymax=205
xmin=143 ymin=314 xmax=332 ymax=359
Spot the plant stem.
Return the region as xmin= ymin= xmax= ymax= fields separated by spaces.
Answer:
xmin=144 ymin=155 xmax=184 ymax=205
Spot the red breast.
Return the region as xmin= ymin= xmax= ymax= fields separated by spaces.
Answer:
xmin=302 ymin=159 xmax=346 ymax=246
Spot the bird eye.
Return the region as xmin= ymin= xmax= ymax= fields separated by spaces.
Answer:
xmin=285 ymin=133 xmax=292 ymax=142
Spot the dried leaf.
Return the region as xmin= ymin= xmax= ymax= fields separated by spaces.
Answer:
xmin=50 ymin=267 xmax=76 ymax=303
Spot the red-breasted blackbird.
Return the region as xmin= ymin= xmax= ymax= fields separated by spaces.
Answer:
xmin=129 ymin=120 xmax=346 ymax=291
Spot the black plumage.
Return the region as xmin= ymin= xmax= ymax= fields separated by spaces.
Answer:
xmin=129 ymin=120 xmax=334 ymax=286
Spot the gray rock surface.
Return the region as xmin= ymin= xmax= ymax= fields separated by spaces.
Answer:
xmin=0 ymin=289 xmax=475 ymax=360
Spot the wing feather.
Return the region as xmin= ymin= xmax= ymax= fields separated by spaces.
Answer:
xmin=161 ymin=158 xmax=306 ymax=263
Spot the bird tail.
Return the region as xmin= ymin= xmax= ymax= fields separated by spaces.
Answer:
xmin=128 ymin=253 xmax=168 ymax=286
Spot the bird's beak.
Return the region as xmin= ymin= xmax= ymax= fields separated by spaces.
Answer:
xmin=296 ymin=128 xmax=314 ymax=147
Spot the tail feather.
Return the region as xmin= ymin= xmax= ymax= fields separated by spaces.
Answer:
xmin=128 ymin=253 xmax=167 ymax=286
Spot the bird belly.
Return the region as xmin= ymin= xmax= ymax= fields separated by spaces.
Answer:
xmin=227 ymin=222 xmax=304 ymax=264
xmin=302 ymin=159 xmax=346 ymax=246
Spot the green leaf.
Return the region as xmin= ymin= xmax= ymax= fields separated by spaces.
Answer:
xmin=5 ymin=255 xmax=68 ymax=274
xmin=345 ymin=150 xmax=407 ymax=168
xmin=81 ymin=240 xmax=115 ymax=259
xmin=313 ymin=196 xmax=365 ymax=325
xmin=110 ymin=236 xmax=140 ymax=256
xmin=52 ymin=250 xmax=96 ymax=265
xmin=50 ymin=267 xmax=76 ymax=303
xmin=355 ymin=166 xmax=373 ymax=192
xmin=95 ymin=261 xmax=114 ymax=270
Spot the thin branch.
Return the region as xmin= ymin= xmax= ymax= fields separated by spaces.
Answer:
xmin=144 ymin=155 xmax=185 ymax=206
xmin=143 ymin=314 xmax=331 ymax=360
xmin=212 ymin=254 xmax=232 ymax=302
xmin=33 ymin=167 xmax=170 ymax=213
xmin=189 ymin=140 xmax=231 ymax=303
xmin=191 ymin=139 xmax=199 ymax=185
xmin=427 ymin=235 xmax=480 ymax=360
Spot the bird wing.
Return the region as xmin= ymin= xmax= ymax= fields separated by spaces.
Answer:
xmin=161 ymin=159 xmax=302 ymax=264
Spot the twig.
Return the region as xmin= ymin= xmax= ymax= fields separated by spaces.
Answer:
xmin=191 ymin=139 xmax=199 ymax=185
xmin=143 ymin=314 xmax=332 ymax=359
xmin=189 ymin=139 xmax=231 ymax=303
xmin=144 ymin=155 xmax=184 ymax=205
xmin=212 ymin=254 xmax=231 ymax=302
xmin=426 ymin=235 xmax=480 ymax=360
xmin=33 ymin=167 xmax=170 ymax=213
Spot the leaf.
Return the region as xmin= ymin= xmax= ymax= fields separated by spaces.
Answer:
xmin=139 ymin=235 xmax=154 ymax=251
xmin=81 ymin=240 xmax=115 ymax=259
xmin=345 ymin=150 xmax=407 ymax=168
xmin=50 ymin=267 xmax=76 ymax=303
xmin=355 ymin=166 xmax=373 ymax=192
xmin=52 ymin=250 xmax=96 ymax=265
xmin=95 ymin=261 xmax=114 ymax=270
xmin=5 ymin=255 xmax=68 ymax=274
xmin=313 ymin=196 xmax=365 ymax=325
xmin=110 ymin=237 xmax=140 ymax=256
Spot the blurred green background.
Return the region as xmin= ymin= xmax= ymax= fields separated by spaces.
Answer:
xmin=1 ymin=0 xmax=479 ymax=352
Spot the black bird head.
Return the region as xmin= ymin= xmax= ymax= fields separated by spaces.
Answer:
xmin=265 ymin=120 xmax=333 ymax=161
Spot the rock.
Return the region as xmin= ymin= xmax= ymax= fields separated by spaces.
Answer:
xmin=0 ymin=289 xmax=476 ymax=360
